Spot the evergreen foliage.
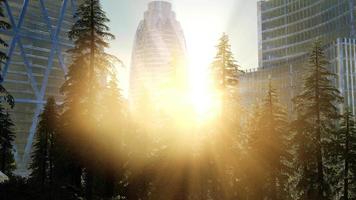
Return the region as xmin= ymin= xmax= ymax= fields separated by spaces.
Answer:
xmin=332 ymin=109 xmax=356 ymax=200
xmin=246 ymin=80 xmax=292 ymax=200
xmin=1 ymin=2 xmax=355 ymax=199
xmin=293 ymin=41 xmax=343 ymax=200
xmin=0 ymin=0 xmax=14 ymax=108
xmin=0 ymin=105 xmax=15 ymax=175
xmin=29 ymin=97 xmax=59 ymax=192
xmin=58 ymin=0 xmax=121 ymax=199
xmin=209 ymin=33 xmax=244 ymax=199
xmin=211 ymin=33 xmax=240 ymax=91
xmin=0 ymin=0 xmax=15 ymax=186
xmin=211 ymin=33 xmax=244 ymax=132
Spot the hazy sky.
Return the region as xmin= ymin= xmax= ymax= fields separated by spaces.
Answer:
xmin=101 ymin=0 xmax=259 ymax=91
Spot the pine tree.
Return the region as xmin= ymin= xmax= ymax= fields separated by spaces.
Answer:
xmin=246 ymin=80 xmax=292 ymax=200
xmin=334 ymin=109 xmax=356 ymax=200
xmin=291 ymin=109 xmax=315 ymax=200
xmin=98 ymin=75 xmax=127 ymax=199
xmin=0 ymin=0 xmax=14 ymax=108
xmin=29 ymin=97 xmax=59 ymax=192
xmin=0 ymin=0 xmax=15 ymax=178
xmin=101 ymin=76 xmax=125 ymax=130
xmin=210 ymin=33 xmax=245 ymax=141
xmin=0 ymin=105 xmax=15 ymax=175
xmin=211 ymin=33 xmax=241 ymax=115
xmin=209 ymin=33 xmax=243 ymax=199
xmin=262 ymin=80 xmax=292 ymax=200
xmin=293 ymin=41 xmax=343 ymax=200
xmin=59 ymin=0 xmax=117 ymax=199
xmin=211 ymin=33 xmax=240 ymax=91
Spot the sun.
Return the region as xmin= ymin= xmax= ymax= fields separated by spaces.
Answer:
xmin=187 ymin=60 xmax=219 ymax=121
xmin=183 ymin=33 xmax=222 ymax=121
xmin=179 ymin=10 xmax=226 ymax=121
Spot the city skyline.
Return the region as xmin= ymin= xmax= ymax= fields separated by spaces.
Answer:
xmin=242 ymin=0 xmax=356 ymax=115
xmin=1 ymin=1 xmax=355 ymax=199
xmin=102 ymin=0 xmax=259 ymax=94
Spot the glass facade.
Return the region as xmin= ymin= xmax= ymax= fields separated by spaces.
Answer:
xmin=241 ymin=38 xmax=356 ymax=116
xmin=240 ymin=65 xmax=298 ymax=115
xmin=240 ymin=0 xmax=356 ymax=115
xmin=326 ymin=38 xmax=356 ymax=114
xmin=0 ymin=0 xmax=79 ymax=175
xmin=129 ymin=1 xmax=187 ymax=110
xmin=259 ymin=0 xmax=355 ymax=68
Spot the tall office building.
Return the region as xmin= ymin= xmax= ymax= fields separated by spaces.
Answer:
xmin=241 ymin=0 xmax=356 ymax=114
xmin=326 ymin=38 xmax=356 ymax=114
xmin=258 ymin=0 xmax=355 ymax=69
xmin=0 ymin=0 xmax=79 ymax=175
xmin=129 ymin=1 xmax=187 ymax=110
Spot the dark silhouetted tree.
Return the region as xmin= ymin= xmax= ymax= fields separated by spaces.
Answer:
xmin=0 ymin=105 xmax=15 ymax=175
xmin=291 ymin=107 xmax=316 ymax=200
xmin=293 ymin=41 xmax=343 ymax=200
xmin=331 ymin=108 xmax=356 ymax=200
xmin=0 ymin=0 xmax=14 ymax=108
xmin=59 ymin=0 xmax=117 ymax=199
xmin=97 ymin=74 xmax=127 ymax=199
xmin=29 ymin=97 xmax=58 ymax=196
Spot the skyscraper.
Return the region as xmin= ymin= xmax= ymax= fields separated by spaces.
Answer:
xmin=241 ymin=0 xmax=356 ymax=114
xmin=129 ymin=1 xmax=187 ymax=110
xmin=258 ymin=0 xmax=355 ymax=69
xmin=0 ymin=0 xmax=79 ymax=175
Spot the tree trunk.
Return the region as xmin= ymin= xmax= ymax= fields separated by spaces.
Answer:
xmin=315 ymin=46 xmax=324 ymax=200
xmin=85 ymin=2 xmax=95 ymax=199
xmin=344 ymin=112 xmax=350 ymax=200
xmin=41 ymin=132 xmax=49 ymax=189
xmin=49 ymin=131 xmax=54 ymax=200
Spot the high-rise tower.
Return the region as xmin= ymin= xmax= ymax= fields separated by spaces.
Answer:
xmin=258 ymin=0 xmax=355 ymax=69
xmin=241 ymin=0 xmax=356 ymax=114
xmin=0 ymin=0 xmax=79 ymax=175
xmin=129 ymin=1 xmax=187 ymax=110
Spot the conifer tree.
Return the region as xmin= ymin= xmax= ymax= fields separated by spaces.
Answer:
xmin=291 ymin=108 xmax=315 ymax=200
xmin=211 ymin=33 xmax=241 ymax=116
xmin=293 ymin=41 xmax=343 ymax=200
xmin=98 ymin=75 xmax=127 ymax=199
xmin=262 ymin=80 xmax=292 ymax=200
xmin=242 ymin=106 xmax=262 ymax=197
xmin=209 ymin=33 xmax=243 ymax=199
xmin=0 ymin=0 xmax=14 ymax=108
xmin=59 ymin=0 xmax=117 ymax=199
xmin=0 ymin=0 xmax=15 ymax=177
xmin=29 ymin=97 xmax=58 ymax=192
xmin=246 ymin=80 xmax=292 ymax=200
xmin=211 ymin=33 xmax=244 ymax=136
xmin=101 ymin=76 xmax=125 ymax=129
xmin=211 ymin=33 xmax=239 ymax=91
xmin=0 ymin=105 xmax=15 ymax=175
xmin=333 ymin=109 xmax=356 ymax=200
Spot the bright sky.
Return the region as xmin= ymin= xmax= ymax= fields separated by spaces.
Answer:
xmin=102 ymin=0 xmax=259 ymax=93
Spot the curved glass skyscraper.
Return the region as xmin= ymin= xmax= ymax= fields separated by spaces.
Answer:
xmin=0 ymin=0 xmax=79 ymax=175
xmin=129 ymin=1 xmax=187 ymax=109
